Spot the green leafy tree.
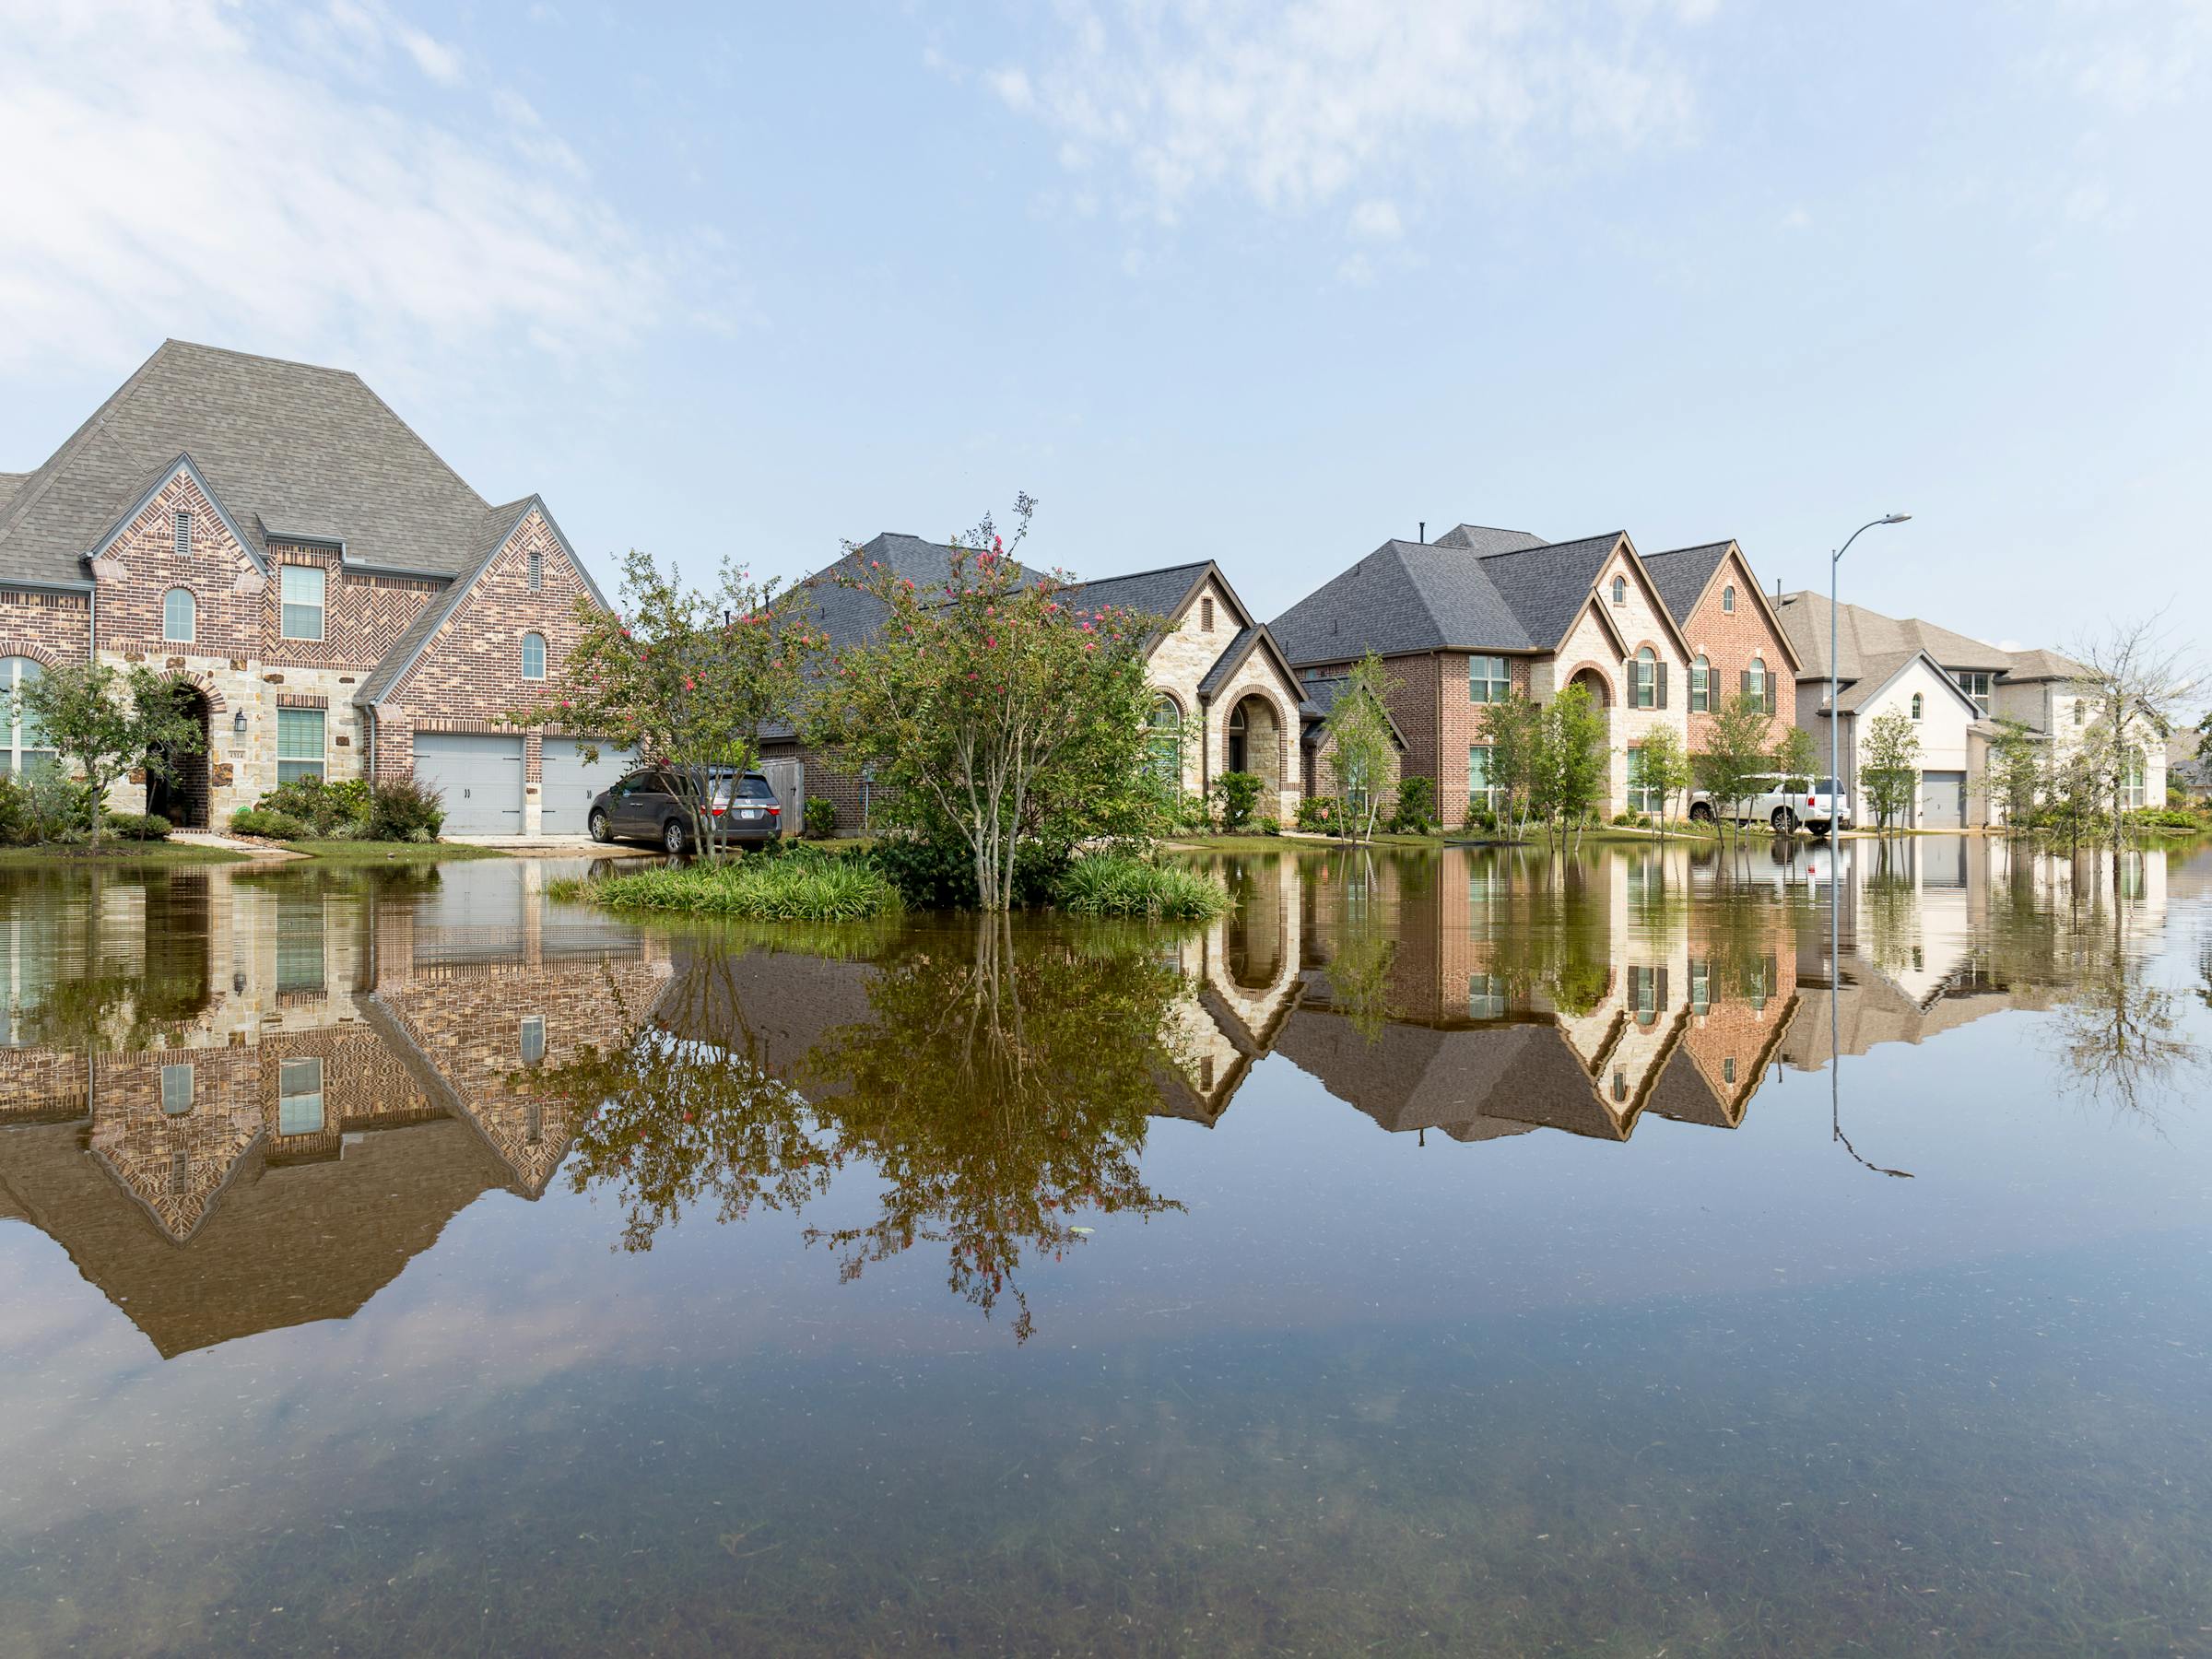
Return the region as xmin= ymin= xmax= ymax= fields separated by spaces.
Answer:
xmin=1536 ymin=681 xmax=1610 ymax=836
xmin=1693 ymin=691 xmax=1775 ymax=836
xmin=2069 ymin=617 xmax=2198 ymax=845
xmin=1477 ymin=690 xmax=1544 ymax=839
xmin=1212 ymin=771 xmax=1264 ymax=832
xmin=1859 ymin=706 xmax=1923 ymax=830
xmin=1323 ymin=653 xmax=1396 ymax=841
xmin=1984 ymin=718 xmax=2044 ymax=830
xmin=1633 ymin=724 xmax=1692 ymax=839
xmin=17 ymin=662 xmax=205 ymax=847
xmin=811 ymin=497 xmax=1166 ymax=911
xmin=1772 ymin=724 xmax=1819 ymax=792
xmin=1391 ymin=773 xmax=1437 ymax=833
xmin=519 ymin=547 xmax=823 ymax=860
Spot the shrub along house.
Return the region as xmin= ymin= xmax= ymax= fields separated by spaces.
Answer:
xmin=0 ymin=341 xmax=613 ymax=834
xmin=764 ymin=534 xmax=1312 ymax=833
xmin=1271 ymin=523 xmax=1790 ymax=819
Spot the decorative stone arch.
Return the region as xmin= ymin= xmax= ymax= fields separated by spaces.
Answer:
xmin=170 ymin=670 xmax=228 ymax=714
xmin=1221 ymin=687 xmax=1290 ymax=800
xmin=1560 ymin=659 xmax=1617 ymax=709
xmin=0 ymin=640 xmax=64 ymax=670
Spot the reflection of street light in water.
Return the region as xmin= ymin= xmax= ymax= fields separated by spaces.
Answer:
xmin=1829 ymin=840 xmax=1913 ymax=1178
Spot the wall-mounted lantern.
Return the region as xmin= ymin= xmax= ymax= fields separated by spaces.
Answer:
xmin=233 ymin=711 xmax=248 ymax=737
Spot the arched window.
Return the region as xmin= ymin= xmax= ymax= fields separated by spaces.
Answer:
xmin=1911 ymin=692 xmax=1924 ymax=721
xmin=162 ymin=587 xmax=195 ymax=643
xmin=1146 ymin=694 xmax=1182 ymax=784
xmin=1690 ymin=653 xmax=1711 ymax=713
xmin=1633 ymin=645 xmax=1657 ymax=710
xmin=522 ymin=632 xmax=547 ymax=680
xmin=1611 ymin=574 xmax=1628 ymax=606
xmin=0 ymin=657 xmax=53 ymax=777
xmin=1722 ymin=584 xmax=1736 ymax=614
xmin=1747 ymin=653 xmax=1770 ymax=712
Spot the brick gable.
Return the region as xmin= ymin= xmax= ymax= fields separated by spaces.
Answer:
xmin=1677 ymin=547 xmax=1792 ymax=750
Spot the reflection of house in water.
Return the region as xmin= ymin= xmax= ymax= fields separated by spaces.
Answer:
xmin=1780 ymin=836 xmax=2166 ymax=1071
xmin=1273 ymin=846 xmax=1800 ymax=1143
xmin=0 ymin=864 xmax=665 ymax=1355
xmin=1153 ymin=855 xmax=1305 ymax=1124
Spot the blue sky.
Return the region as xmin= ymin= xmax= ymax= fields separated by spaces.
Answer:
xmin=3 ymin=0 xmax=2207 ymax=659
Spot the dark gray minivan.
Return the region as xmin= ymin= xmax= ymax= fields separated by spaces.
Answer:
xmin=587 ymin=768 xmax=782 ymax=853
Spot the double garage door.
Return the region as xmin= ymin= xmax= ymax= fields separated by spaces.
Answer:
xmin=411 ymin=734 xmax=637 ymax=836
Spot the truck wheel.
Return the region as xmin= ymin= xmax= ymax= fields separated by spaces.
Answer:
xmin=1807 ymin=819 xmax=1831 ymax=839
xmin=1771 ymin=806 xmax=1798 ymax=834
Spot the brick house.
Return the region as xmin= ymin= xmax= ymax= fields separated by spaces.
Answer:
xmin=0 ymin=341 xmax=614 ymax=834
xmin=763 ymin=534 xmax=1315 ymax=832
xmin=1271 ymin=523 xmax=1787 ymax=818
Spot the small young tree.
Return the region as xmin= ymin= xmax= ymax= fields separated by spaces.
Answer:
xmin=1324 ymin=653 xmax=1397 ymax=841
xmin=1633 ymin=724 xmax=1693 ymax=840
xmin=1772 ymin=724 xmax=1819 ymax=792
xmin=2069 ymin=616 xmax=2200 ymax=845
xmin=1693 ymin=691 xmax=1775 ymax=835
xmin=1984 ymin=718 xmax=2043 ymax=830
xmin=1859 ymin=707 xmax=1923 ymax=830
xmin=524 ymin=548 xmax=823 ymax=860
xmin=1476 ymin=691 xmax=1544 ymax=840
xmin=18 ymin=663 xmax=206 ymax=847
xmin=811 ymin=497 xmax=1167 ymax=910
xmin=1540 ymin=682 xmax=1610 ymax=838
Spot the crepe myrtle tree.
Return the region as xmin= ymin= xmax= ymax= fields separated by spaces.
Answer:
xmin=1858 ymin=707 xmax=1923 ymax=831
xmin=1322 ymin=653 xmax=1396 ymax=841
xmin=809 ymin=496 xmax=1168 ymax=912
xmin=17 ymin=661 xmax=205 ymax=847
xmin=512 ymin=548 xmax=824 ymax=860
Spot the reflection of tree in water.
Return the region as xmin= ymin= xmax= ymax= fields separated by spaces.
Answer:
xmin=550 ymin=920 xmax=1191 ymax=1342
xmin=12 ymin=870 xmax=214 ymax=1050
xmin=803 ymin=917 xmax=1189 ymax=1342
xmin=2048 ymin=855 xmax=2202 ymax=1125
xmin=1862 ymin=839 xmax=1921 ymax=977
xmin=1316 ymin=850 xmax=1397 ymax=1040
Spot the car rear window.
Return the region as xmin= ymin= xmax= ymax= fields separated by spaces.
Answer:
xmin=738 ymin=776 xmax=777 ymax=799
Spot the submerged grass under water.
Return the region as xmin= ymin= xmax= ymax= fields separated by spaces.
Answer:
xmin=552 ymin=855 xmax=903 ymax=921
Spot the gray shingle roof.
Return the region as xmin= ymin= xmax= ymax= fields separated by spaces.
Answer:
xmin=0 ymin=474 xmax=27 ymax=518
xmin=1269 ymin=531 xmax=1627 ymax=665
xmin=1072 ymin=560 xmax=1212 ymax=624
xmin=1431 ymin=523 xmax=1549 ymax=555
xmin=1196 ymin=627 xmax=1260 ymax=698
xmin=1641 ymin=542 xmax=1732 ymax=629
xmin=1773 ymin=590 xmax=2017 ymax=681
xmin=0 ymin=340 xmax=497 ymax=588
xmin=1295 ymin=674 xmax=1406 ymax=747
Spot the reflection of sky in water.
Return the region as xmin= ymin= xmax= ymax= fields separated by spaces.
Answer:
xmin=1 ymin=841 xmax=2209 ymax=1653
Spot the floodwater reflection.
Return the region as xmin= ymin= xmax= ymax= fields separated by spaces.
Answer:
xmin=3 ymin=837 xmax=2210 ymax=1654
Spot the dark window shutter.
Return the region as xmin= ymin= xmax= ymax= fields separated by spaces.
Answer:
xmin=1656 ymin=662 xmax=1668 ymax=709
xmin=1740 ymin=669 xmax=1752 ymax=699
xmin=1766 ymin=671 xmax=1778 ymax=709
xmin=1657 ymin=966 xmax=1670 ymax=1006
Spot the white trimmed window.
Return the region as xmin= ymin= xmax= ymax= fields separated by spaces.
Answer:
xmin=0 ymin=658 xmax=53 ymax=778
xmin=1690 ymin=653 xmax=1711 ymax=713
xmin=1722 ymin=584 xmax=1736 ymax=614
xmin=1146 ymin=694 xmax=1182 ymax=784
xmin=174 ymin=512 xmax=193 ymax=558
xmin=280 ymin=564 xmax=325 ymax=641
xmin=1468 ymin=972 xmax=1506 ymax=1021
xmin=277 ymin=1056 xmax=325 ymax=1136
xmin=2123 ymin=749 xmax=2147 ymax=810
xmin=163 ymin=587 xmax=195 ymax=643
xmin=1631 ymin=646 xmax=1658 ymax=710
xmin=277 ymin=706 xmax=325 ymax=783
xmin=521 ymin=1015 xmax=547 ymax=1065
xmin=1468 ymin=744 xmax=1497 ymax=807
xmin=1745 ymin=653 xmax=1771 ymax=712
xmin=1627 ymin=746 xmax=1663 ymax=814
xmin=1956 ymin=670 xmax=1993 ymax=717
xmin=1467 ymin=654 xmax=1510 ymax=703
xmin=1911 ymin=692 xmax=1924 ymax=721
xmin=522 ymin=631 xmax=547 ymax=680
xmin=1611 ymin=574 xmax=1628 ymax=606
xmin=160 ymin=1063 xmax=194 ymax=1116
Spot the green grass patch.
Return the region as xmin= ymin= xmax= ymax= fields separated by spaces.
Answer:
xmin=0 ymin=841 xmax=249 ymax=866
xmin=1053 ymin=852 xmax=1232 ymax=919
xmin=552 ymin=853 xmax=902 ymax=921
xmin=277 ymin=839 xmax=510 ymax=863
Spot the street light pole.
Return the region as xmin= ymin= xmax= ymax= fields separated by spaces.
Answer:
xmin=1828 ymin=512 xmax=1911 ymax=1171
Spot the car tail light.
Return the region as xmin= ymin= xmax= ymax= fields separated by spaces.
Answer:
xmin=768 ymin=804 xmax=780 ymax=816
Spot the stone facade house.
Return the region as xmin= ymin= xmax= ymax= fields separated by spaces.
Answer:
xmin=1272 ymin=524 xmax=1790 ymax=819
xmin=0 ymin=341 xmax=613 ymax=834
xmin=1771 ymin=594 xmax=2164 ymax=828
xmin=765 ymin=535 xmax=1312 ymax=832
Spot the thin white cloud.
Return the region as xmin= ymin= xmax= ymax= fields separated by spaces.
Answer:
xmin=1349 ymin=198 xmax=1405 ymax=240
xmin=982 ymin=0 xmax=1706 ymax=221
xmin=0 ymin=0 xmax=681 ymax=377
xmin=1780 ymin=205 xmax=1811 ymax=230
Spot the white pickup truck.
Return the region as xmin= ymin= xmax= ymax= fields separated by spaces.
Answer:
xmin=1688 ymin=774 xmax=1851 ymax=838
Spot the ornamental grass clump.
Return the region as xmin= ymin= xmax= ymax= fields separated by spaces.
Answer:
xmin=559 ymin=853 xmax=901 ymax=922
xmin=1053 ymin=853 xmax=1230 ymax=920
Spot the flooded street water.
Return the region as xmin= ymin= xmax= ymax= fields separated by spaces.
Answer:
xmin=3 ymin=836 xmax=2210 ymax=1656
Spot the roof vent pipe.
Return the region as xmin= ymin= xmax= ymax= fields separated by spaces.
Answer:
xmin=1418 ymin=521 xmax=1426 ymax=544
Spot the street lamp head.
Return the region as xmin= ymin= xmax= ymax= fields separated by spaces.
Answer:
xmin=1882 ymin=512 xmax=1912 ymax=524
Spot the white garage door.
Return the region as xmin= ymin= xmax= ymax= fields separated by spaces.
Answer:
xmin=412 ymin=732 xmax=524 ymax=836
xmin=1920 ymin=770 xmax=1967 ymax=830
xmin=541 ymin=738 xmax=635 ymax=835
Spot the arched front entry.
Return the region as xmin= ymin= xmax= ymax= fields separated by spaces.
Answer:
xmin=147 ymin=682 xmax=212 ymax=829
xmin=1222 ymin=693 xmax=1284 ymax=799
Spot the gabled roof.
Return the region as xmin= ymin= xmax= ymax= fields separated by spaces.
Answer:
xmin=86 ymin=452 xmax=265 ymax=574
xmin=1269 ymin=530 xmax=1638 ymax=664
xmin=1194 ymin=623 xmax=1305 ymax=705
xmin=1643 ymin=541 xmax=1805 ymax=673
xmin=353 ymin=496 xmax=598 ymax=706
xmin=1297 ymin=673 xmax=1408 ymax=748
xmin=0 ymin=340 xmax=505 ymax=587
xmin=1824 ymin=648 xmax=1984 ymax=717
xmin=1072 ymin=559 xmax=1218 ymax=626
xmin=2001 ymin=646 xmax=2089 ymax=682
xmin=1773 ymin=590 xmax=2017 ymax=681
